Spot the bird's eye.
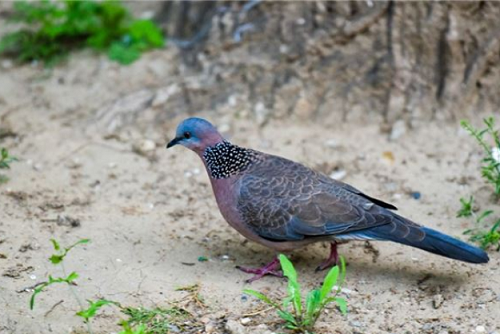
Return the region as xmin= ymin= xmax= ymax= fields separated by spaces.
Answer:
xmin=184 ymin=132 xmax=191 ymax=139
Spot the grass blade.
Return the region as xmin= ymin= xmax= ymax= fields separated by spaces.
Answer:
xmin=243 ymin=289 xmax=280 ymax=308
xmin=320 ymin=265 xmax=339 ymax=301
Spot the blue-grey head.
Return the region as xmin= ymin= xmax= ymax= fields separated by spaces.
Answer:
xmin=166 ymin=118 xmax=225 ymax=154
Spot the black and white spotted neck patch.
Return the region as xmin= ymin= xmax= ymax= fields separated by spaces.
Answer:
xmin=203 ymin=141 xmax=256 ymax=179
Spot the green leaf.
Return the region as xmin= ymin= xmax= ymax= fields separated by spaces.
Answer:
xmin=279 ymin=255 xmax=302 ymax=316
xmin=335 ymin=297 xmax=348 ymax=315
xmin=118 ymin=322 xmax=147 ymax=334
xmin=277 ymin=310 xmax=297 ymax=325
xmin=282 ymin=295 xmax=292 ymax=309
xmin=305 ymin=289 xmax=321 ymax=320
xmin=476 ymin=210 xmax=493 ymax=223
xmin=108 ymin=42 xmax=140 ymax=65
xmin=76 ymin=299 xmax=119 ymax=322
xmin=66 ymin=238 xmax=90 ymax=252
xmin=243 ymin=289 xmax=279 ymax=308
xmin=50 ymin=238 xmax=60 ymax=251
xmin=320 ymin=265 xmax=339 ymax=301
xmin=279 ymin=254 xmax=297 ymax=282
xmin=128 ymin=19 xmax=164 ymax=48
xmin=49 ymin=254 xmax=63 ymax=264
xmin=66 ymin=271 xmax=79 ymax=282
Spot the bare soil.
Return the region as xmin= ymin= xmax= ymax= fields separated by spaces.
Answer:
xmin=0 ymin=49 xmax=499 ymax=334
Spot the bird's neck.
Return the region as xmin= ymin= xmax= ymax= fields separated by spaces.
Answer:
xmin=202 ymin=141 xmax=256 ymax=179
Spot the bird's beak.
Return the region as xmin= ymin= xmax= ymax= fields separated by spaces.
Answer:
xmin=166 ymin=137 xmax=181 ymax=149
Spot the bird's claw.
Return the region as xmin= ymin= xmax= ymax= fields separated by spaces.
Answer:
xmin=236 ymin=257 xmax=282 ymax=283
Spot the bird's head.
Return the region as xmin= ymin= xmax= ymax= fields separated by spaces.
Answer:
xmin=166 ymin=118 xmax=225 ymax=154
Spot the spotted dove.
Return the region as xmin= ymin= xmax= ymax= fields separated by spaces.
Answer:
xmin=167 ymin=118 xmax=489 ymax=282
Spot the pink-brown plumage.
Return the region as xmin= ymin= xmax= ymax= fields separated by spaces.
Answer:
xmin=167 ymin=118 xmax=488 ymax=282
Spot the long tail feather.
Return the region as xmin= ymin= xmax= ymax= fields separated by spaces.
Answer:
xmin=359 ymin=216 xmax=489 ymax=264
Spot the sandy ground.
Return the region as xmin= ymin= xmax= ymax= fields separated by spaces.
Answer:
xmin=0 ymin=48 xmax=499 ymax=334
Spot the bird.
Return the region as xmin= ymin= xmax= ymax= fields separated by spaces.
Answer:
xmin=166 ymin=117 xmax=489 ymax=282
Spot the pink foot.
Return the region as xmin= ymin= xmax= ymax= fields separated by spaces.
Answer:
xmin=316 ymin=242 xmax=339 ymax=272
xmin=236 ymin=257 xmax=283 ymax=283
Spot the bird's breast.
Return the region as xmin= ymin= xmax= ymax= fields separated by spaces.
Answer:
xmin=209 ymin=177 xmax=269 ymax=244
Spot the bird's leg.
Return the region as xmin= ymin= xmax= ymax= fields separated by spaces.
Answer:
xmin=236 ymin=257 xmax=283 ymax=283
xmin=316 ymin=241 xmax=339 ymax=272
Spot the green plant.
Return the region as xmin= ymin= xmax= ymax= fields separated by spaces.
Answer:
xmin=30 ymin=238 xmax=204 ymax=334
xmin=459 ymin=117 xmax=500 ymax=250
xmin=0 ymin=0 xmax=164 ymax=66
xmin=457 ymin=196 xmax=474 ymax=218
xmin=120 ymin=306 xmax=196 ymax=334
xmin=464 ymin=220 xmax=500 ymax=251
xmin=461 ymin=118 xmax=500 ymax=196
xmin=30 ymin=239 xmax=118 ymax=334
xmin=0 ymin=147 xmax=17 ymax=183
xmin=244 ymin=254 xmax=347 ymax=334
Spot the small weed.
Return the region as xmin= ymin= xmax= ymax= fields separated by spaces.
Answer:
xmin=0 ymin=147 xmax=17 ymax=183
xmin=121 ymin=306 xmax=196 ymax=334
xmin=77 ymin=299 xmax=120 ymax=323
xmin=464 ymin=220 xmax=500 ymax=251
xmin=30 ymin=271 xmax=79 ymax=310
xmin=244 ymin=254 xmax=347 ymax=334
xmin=30 ymin=238 xmax=205 ymax=334
xmin=0 ymin=0 xmax=164 ymax=66
xmin=461 ymin=118 xmax=500 ymax=196
xmin=30 ymin=238 xmax=117 ymax=334
xmin=118 ymin=322 xmax=147 ymax=334
xmin=457 ymin=196 xmax=474 ymax=218
xmin=459 ymin=117 xmax=500 ymax=250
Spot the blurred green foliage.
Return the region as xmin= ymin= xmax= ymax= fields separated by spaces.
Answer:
xmin=0 ymin=0 xmax=164 ymax=66
xmin=0 ymin=148 xmax=17 ymax=184
xmin=459 ymin=117 xmax=500 ymax=251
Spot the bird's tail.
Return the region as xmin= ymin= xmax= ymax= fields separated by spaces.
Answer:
xmin=360 ymin=215 xmax=489 ymax=264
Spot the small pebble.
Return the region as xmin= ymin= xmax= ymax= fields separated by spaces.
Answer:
xmin=349 ymin=320 xmax=363 ymax=328
xmin=66 ymin=158 xmax=82 ymax=169
xmin=296 ymin=17 xmax=306 ymax=25
xmin=392 ymin=193 xmax=402 ymax=200
xmin=33 ymin=163 xmax=43 ymax=171
xmin=132 ymin=139 xmax=156 ymax=156
xmin=433 ymin=294 xmax=444 ymax=309
xmin=330 ymin=170 xmax=347 ymax=180
xmin=390 ymin=120 xmax=407 ymax=141
xmin=324 ymin=139 xmax=339 ymax=148
xmin=218 ymin=124 xmax=231 ymax=133
xmin=30 ymin=274 xmax=37 ymax=280
xmin=228 ymin=95 xmax=238 ymax=107
xmin=241 ymin=295 xmax=248 ymax=302
xmin=226 ymin=319 xmax=245 ymax=334
xmin=475 ymin=326 xmax=485 ymax=333
xmin=240 ymin=317 xmax=251 ymax=325
xmin=422 ymin=323 xmax=433 ymax=330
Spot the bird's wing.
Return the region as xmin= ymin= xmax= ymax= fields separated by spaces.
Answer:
xmin=236 ymin=155 xmax=400 ymax=241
